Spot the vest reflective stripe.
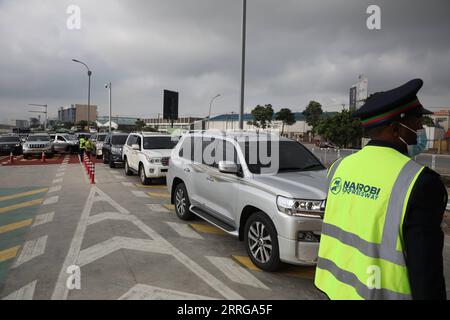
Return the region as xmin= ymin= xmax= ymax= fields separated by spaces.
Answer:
xmin=323 ymin=159 xmax=423 ymax=267
xmin=317 ymin=258 xmax=412 ymax=300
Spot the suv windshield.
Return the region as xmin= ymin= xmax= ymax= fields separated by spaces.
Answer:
xmin=239 ymin=140 xmax=324 ymax=174
xmin=97 ymin=134 xmax=107 ymax=142
xmin=143 ymin=137 xmax=177 ymax=150
xmin=0 ymin=137 xmax=20 ymax=143
xmin=27 ymin=136 xmax=50 ymax=142
xmin=111 ymin=135 xmax=128 ymax=145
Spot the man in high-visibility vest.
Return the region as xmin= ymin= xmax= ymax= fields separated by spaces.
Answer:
xmin=79 ymin=135 xmax=87 ymax=162
xmin=315 ymin=79 xmax=447 ymax=300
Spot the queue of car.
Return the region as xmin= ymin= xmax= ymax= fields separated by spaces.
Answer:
xmin=1 ymin=129 xmax=329 ymax=271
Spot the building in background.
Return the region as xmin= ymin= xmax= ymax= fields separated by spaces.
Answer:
xmin=350 ymin=75 xmax=368 ymax=111
xmin=29 ymin=117 xmax=40 ymax=128
xmin=9 ymin=119 xmax=30 ymax=129
xmin=430 ymin=109 xmax=450 ymax=132
xmin=58 ymin=104 xmax=98 ymax=124
xmin=96 ymin=116 xmax=140 ymax=132
xmin=142 ymin=116 xmax=203 ymax=132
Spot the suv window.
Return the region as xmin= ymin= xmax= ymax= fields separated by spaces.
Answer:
xmin=127 ymin=135 xmax=136 ymax=146
xmin=202 ymin=138 xmax=216 ymax=166
xmin=143 ymin=136 xmax=177 ymax=150
xmin=179 ymin=136 xmax=194 ymax=161
xmin=104 ymin=135 xmax=110 ymax=144
xmin=111 ymin=135 xmax=128 ymax=145
xmin=0 ymin=136 xmax=20 ymax=143
xmin=57 ymin=136 xmax=66 ymax=142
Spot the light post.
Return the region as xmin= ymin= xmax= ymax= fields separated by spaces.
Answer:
xmin=72 ymin=59 xmax=92 ymax=131
xmin=105 ymin=82 xmax=112 ymax=133
xmin=239 ymin=0 xmax=247 ymax=130
xmin=208 ymin=94 xmax=221 ymax=129
xmin=29 ymin=104 xmax=48 ymax=130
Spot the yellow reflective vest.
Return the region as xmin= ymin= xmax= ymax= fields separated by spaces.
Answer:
xmin=315 ymin=145 xmax=425 ymax=300
xmin=79 ymin=138 xmax=86 ymax=150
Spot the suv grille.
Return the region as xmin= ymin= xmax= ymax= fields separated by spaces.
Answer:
xmin=162 ymin=157 xmax=170 ymax=166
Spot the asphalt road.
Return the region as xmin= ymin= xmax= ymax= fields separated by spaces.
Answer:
xmin=0 ymin=155 xmax=325 ymax=300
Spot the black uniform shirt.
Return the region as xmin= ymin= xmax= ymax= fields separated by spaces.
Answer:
xmin=367 ymin=140 xmax=447 ymax=300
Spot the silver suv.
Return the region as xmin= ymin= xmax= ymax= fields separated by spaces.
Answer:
xmin=167 ymin=131 xmax=328 ymax=271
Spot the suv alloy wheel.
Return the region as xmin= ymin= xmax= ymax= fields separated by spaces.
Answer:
xmin=124 ymin=158 xmax=133 ymax=176
xmin=139 ymin=164 xmax=151 ymax=185
xmin=174 ymin=183 xmax=194 ymax=220
xmin=244 ymin=212 xmax=281 ymax=271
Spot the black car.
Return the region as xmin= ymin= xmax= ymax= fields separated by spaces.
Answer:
xmin=0 ymin=135 xmax=22 ymax=155
xmin=102 ymin=133 xmax=129 ymax=168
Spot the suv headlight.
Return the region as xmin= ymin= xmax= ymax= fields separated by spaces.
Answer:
xmin=276 ymin=196 xmax=325 ymax=218
xmin=111 ymin=147 xmax=122 ymax=154
xmin=145 ymin=156 xmax=162 ymax=164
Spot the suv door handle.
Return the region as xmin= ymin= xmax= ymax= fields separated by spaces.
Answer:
xmin=184 ymin=168 xmax=191 ymax=173
xmin=206 ymin=176 xmax=214 ymax=182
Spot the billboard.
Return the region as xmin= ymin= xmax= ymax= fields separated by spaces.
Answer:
xmin=163 ymin=90 xmax=179 ymax=121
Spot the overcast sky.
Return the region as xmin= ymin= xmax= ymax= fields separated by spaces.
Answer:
xmin=1 ymin=0 xmax=449 ymax=123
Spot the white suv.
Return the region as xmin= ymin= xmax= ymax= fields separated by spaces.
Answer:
xmin=167 ymin=131 xmax=328 ymax=271
xmin=123 ymin=132 xmax=178 ymax=184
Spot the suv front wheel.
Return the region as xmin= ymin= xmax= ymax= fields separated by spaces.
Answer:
xmin=244 ymin=212 xmax=281 ymax=271
xmin=139 ymin=164 xmax=151 ymax=185
xmin=174 ymin=183 xmax=194 ymax=220
xmin=124 ymin=158 xmax=133 ymax=176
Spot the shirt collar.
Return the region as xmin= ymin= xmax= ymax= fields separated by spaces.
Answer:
xmin=366 ymin=140 xmax=408 ymax=155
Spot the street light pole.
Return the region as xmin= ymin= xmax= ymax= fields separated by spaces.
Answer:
xmin=29 ymin=104 xmax=48 ymax=130
xmin=208 ymin=94 xmax=221 ymax=129
xmin=239 ymin=0 xmax=247 ymax=130
xmin=105 ymin=82 xmax=112 ymax=133
xmin=72 ymin=59 xmax=92 ymax=131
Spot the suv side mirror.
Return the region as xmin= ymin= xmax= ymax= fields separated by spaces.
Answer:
xmin=131 ymin=144 xmax=140 ymax=151
xmin=218 ymin=161 xmax=239 ymax=174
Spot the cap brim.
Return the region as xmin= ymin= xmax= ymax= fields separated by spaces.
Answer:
xmin=419 ymin=107 xmax=433 ymax=115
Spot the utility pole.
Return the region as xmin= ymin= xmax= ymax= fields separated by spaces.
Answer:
xmin=239 ymin=0 xmax=247 ymax=130
xmin=29 ymin=104 xmax=48 ymax=130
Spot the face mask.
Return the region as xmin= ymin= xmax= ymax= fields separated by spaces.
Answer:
xmin=398 ymin=123 xmax=428 ymax=157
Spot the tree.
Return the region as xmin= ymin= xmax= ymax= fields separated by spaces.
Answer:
xmin=77 ymin=120 xmax=88 ymax=130
xmin=422 ymin=116 xmax=435 ymax=127
xmin=135 ymin=119 xmax=146 ymax=131
xmin=247 ymin=104 xmax=274 ymax=132
xmin=142 ymin=126 xmax=158 ymax=132
xmin=275 ymin=108 xmax=296 ymax=135
xmin=302 ymin=101 xmax=323 ymax=138
xmin=316 ymin=109 xmax=362 ymax=148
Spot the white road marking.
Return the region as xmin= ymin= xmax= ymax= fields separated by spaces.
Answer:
xmin=43 ymin=196 xmax=59 ymax=206
xmin=77 ymin=237 xmax=170 ymax=267
xmin=131 ymin=190 xmax=148 ymax=198
xmin=32 ymin=212 xmax=55 ymax=227
xmin=206 ymin=256 xmax=270 ymax=290
xmin=146 ymin=204 xmax=169 ymax=213
xmin=121 ymin=182 xmax=135 ymax=187
xmin=13 ymin=236 xmax=48 ymax=268
xmin=52 ymin=178 xmax=63 ymax=184
xmin=48 ymin=185 xmax=62 ymax=193
xmin=55 ymin=172 xmax=65 ymax=178
xmin=113 ymin=175 xmax=126 ymax=180
xmin=119 ymin=284 xmax=216 ymax=300
xmin=166 ymin=222 xmax=204 ymax=240
xmin=88 ymin=212 xmax=130 ymax=225
xmin=52 ymin=186 xmax=243 ymax=300
xmin=2 ymin=281 xmax=37 ymax=300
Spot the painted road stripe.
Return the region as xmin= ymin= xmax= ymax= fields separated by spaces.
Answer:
xmin=121 ymin=182 xmax=135 ymax=187
xmin=0 ymin=188 xmax=48 ymax=202
xmin=2 ymin=281 xmax=37 ymax=300
xmin=232 ymin=255 xmax=316 ymax=279
xmin=119 ymin=284 xmax=216 ymax=300
xmin=32 ymin=212 xmax=55 ymax=227
xmin=207 ymin=256 xmax=270 ymax=290
xmin=166 ymin=222 xmax=204 ymax=240
xmin=146 ymin=204 xmax=170 ymax=213
xmin=147 ymin=192 xmax=170 ymax=199
xmin=52 ymin=178 xmax=63 ymax=184
xmin=0 ymin=219 xmax=33 ymax=235
xmin=48 ymin=185 xmax=62 ymax=193
xmin=136 ymin=184 xmax=166 ymax=189
xmin=0 ymin=246 xmax=20 ymax=262
xmin=131 ymin=190 xmax=148 ymax=198
xmin=12 ymin=235 xmax=48 ymax=268
xmin=113 ymin=175 xmax=126 ymax=180
xmin=43 ymin=196 xmax=59 ymax=206
xmin=163 ymin=204 xmax=175 ymax=211
xmin=0 ymin=199 xmax=43 ymax=215
xmin=190 ymin=223 xmax=226 ymax=235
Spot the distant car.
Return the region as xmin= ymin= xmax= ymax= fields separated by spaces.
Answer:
xmin=91 ymin=133 xmax=108 ymax=158
xmin=22 ymin=134 xmax=54 ymax=159
xmin=102 ymin=132 xmax=129 ymax=168
xmin=123 ymin=132 xmax=177 ymax=184
xmin=318 ymin=141 xmax=339 ymax=149
xmin=50 ymin=133 xmax=78 ymax=154
xmin=0 ymin=135 xmax=22 ymax=155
